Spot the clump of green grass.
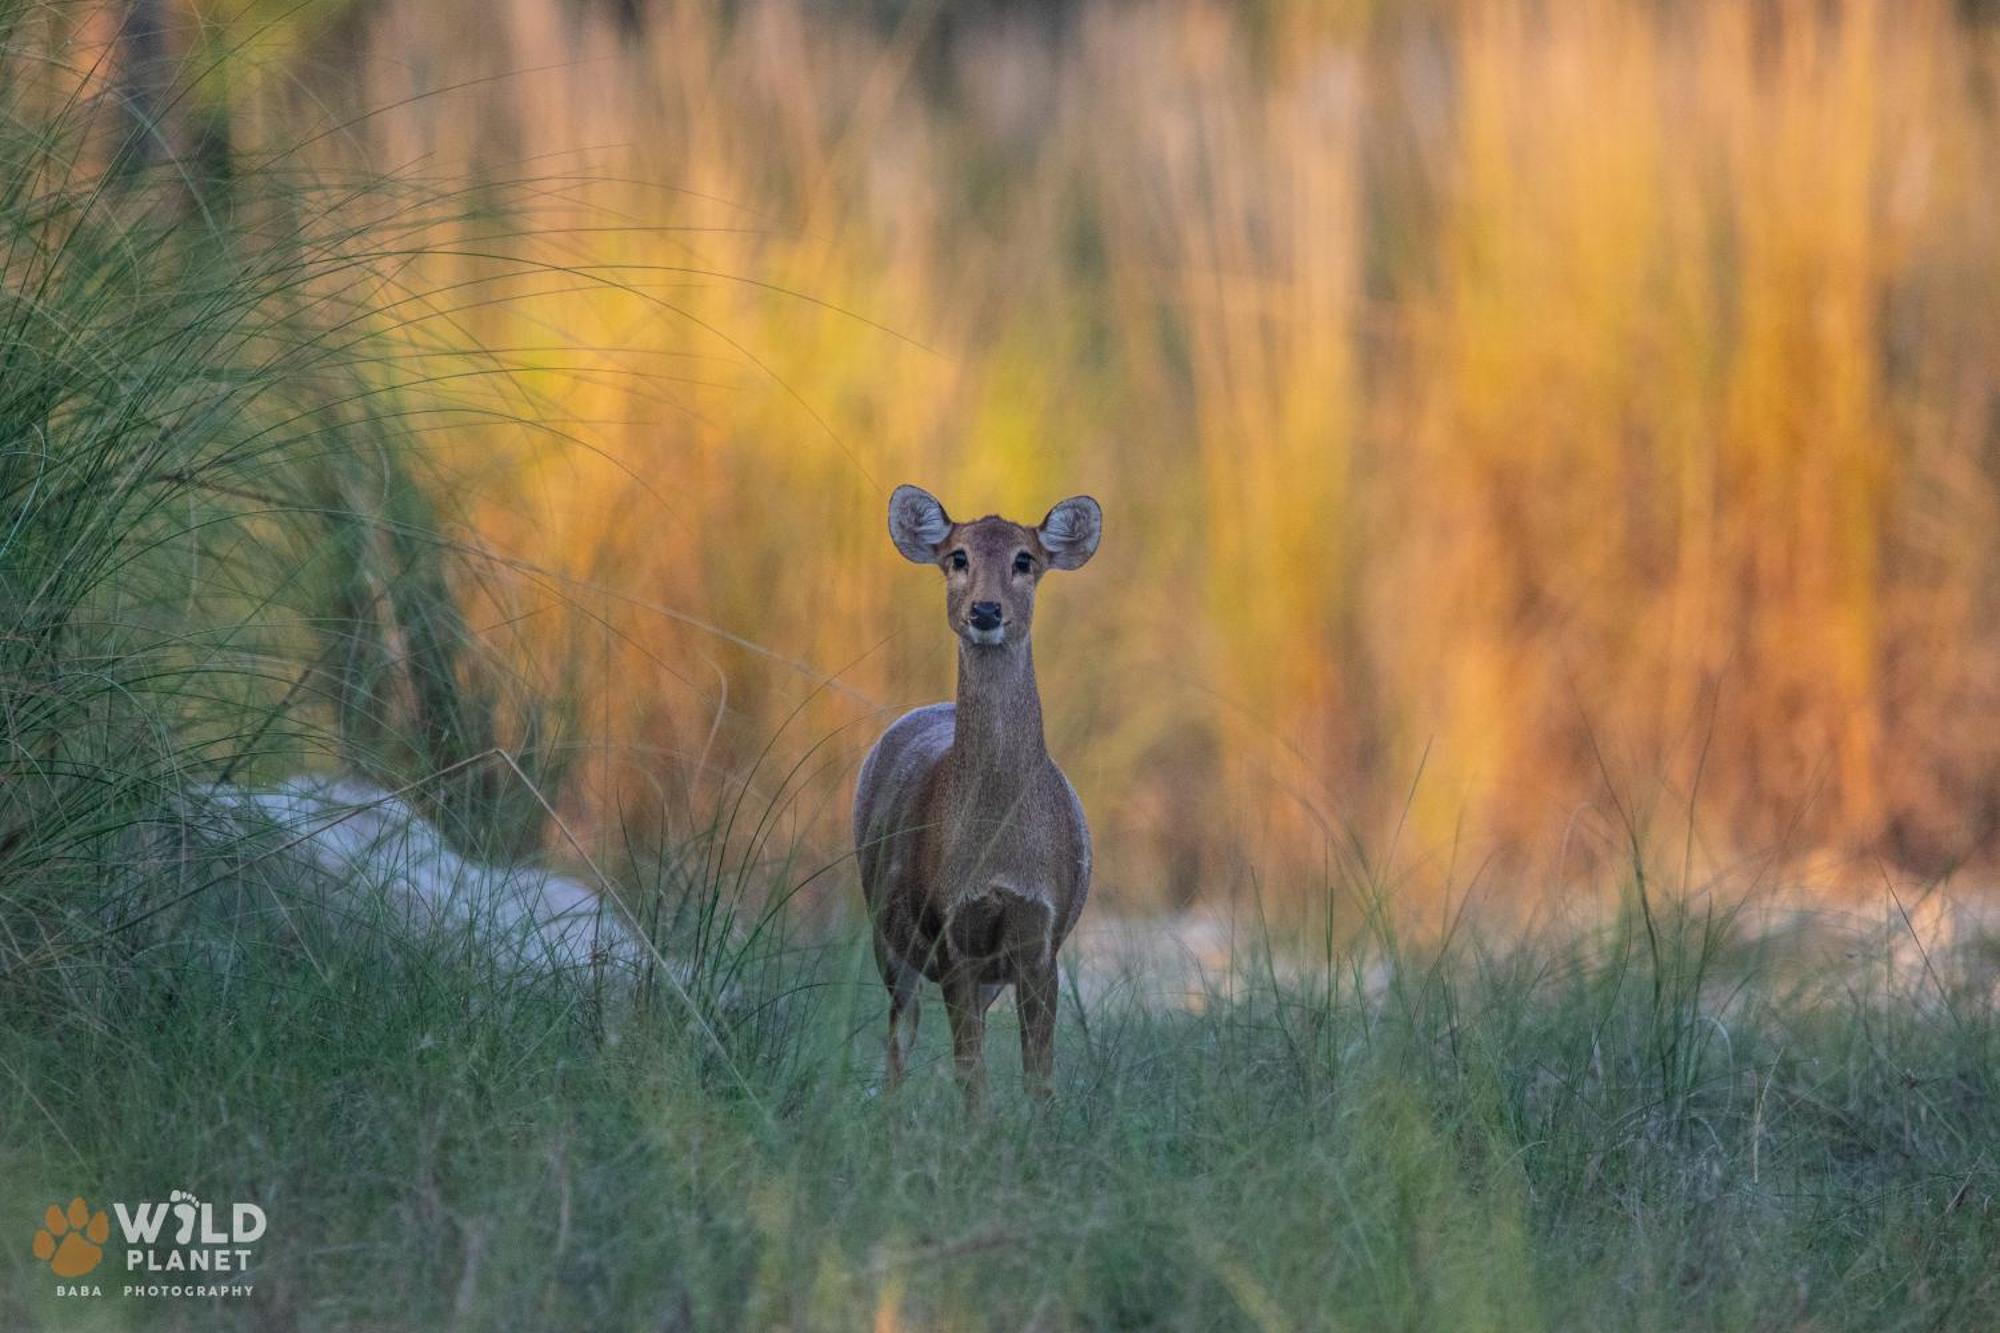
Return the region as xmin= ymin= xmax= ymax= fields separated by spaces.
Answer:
xmin=1 ymin=863 xmax=1994 ymax=1331
xmin=0 ymin=0 xmax=570 ymax=960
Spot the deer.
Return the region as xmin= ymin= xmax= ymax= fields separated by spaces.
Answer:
xmin=852 ymin=484 xmax=1102 ymax=1110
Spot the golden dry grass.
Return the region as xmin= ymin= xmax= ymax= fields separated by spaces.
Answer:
xmin=216 ymin=0 xmax=2000 ymax=908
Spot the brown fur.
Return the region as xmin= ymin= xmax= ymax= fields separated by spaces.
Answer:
xmin=853 ymin=487 xmax=1101 ymax=1107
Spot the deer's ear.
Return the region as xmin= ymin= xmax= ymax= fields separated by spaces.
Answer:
xmin=1037 ymin=495 xmax=1102 ymax=570
xmin=888 ymin=484 xmax=953 ymax=564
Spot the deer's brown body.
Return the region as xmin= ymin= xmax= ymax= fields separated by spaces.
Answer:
xmin=853 ymin=486 xmax=1102 ymax=1106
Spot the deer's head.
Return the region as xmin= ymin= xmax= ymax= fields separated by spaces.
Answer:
xmin=888 ymin=484 xmax=1102 ymax=649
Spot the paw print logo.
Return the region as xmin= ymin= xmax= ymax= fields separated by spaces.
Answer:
xmin=32 ymin=1197 xmax=110 ymax=1278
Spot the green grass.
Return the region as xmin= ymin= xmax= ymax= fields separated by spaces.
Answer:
xmin=0 ymin=0 xmax=567 ymax=915
xmin=0 ymin=875 xmax=1996 ymax=1330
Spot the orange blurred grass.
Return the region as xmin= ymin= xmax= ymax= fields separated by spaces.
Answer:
xmin=181 ymin=0 xmax=2000 ymax=912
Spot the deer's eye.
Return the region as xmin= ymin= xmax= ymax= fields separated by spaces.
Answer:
xmin=1013 ymin=551 xmax=1034 ymax=575
xmin=949 ymin=550 xmax=968 ymax=571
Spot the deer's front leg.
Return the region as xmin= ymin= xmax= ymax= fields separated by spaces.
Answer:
xmin=941 ymin=963 xmax=988 ymax=1114
xmin=1016 ymin=960 xmax=1058 ymax=1101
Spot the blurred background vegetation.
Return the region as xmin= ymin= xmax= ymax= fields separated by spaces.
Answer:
xmin=16 ymin=0 xmax=2000 ymax=917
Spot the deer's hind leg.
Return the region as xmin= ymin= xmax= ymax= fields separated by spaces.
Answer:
xmin=874 ymin=936 xmax=923 ymax=1092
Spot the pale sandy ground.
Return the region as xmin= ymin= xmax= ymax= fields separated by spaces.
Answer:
xmin=1064 ymin=890 xmax=2000 ymax=1013
xmin=190 ymin=778 xmax=2000 ymax=1013
xmin=190 ymin=777 xmax=638 ymax=976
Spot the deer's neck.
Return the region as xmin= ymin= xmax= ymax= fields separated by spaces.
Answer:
xmin=948 ymin=639 xmax=1047 ymax=797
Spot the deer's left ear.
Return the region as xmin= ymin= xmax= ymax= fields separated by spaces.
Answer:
xmin=1036 ymin=495 xmax=1102 ymax=571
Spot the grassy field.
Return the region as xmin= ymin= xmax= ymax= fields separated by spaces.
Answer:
xmin=2 ymin=872 xmax=1996 ymax=1330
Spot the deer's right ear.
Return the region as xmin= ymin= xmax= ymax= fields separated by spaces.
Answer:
xmin=888 ymin=484 xmax=953 ymax=564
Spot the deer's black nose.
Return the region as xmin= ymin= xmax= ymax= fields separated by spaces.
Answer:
xmin=969 ymin=601 xmax=1003 ymax=631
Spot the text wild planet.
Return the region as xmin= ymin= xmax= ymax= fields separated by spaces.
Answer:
xmin=30 ymin=1191 xmax=263 ymax=1299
